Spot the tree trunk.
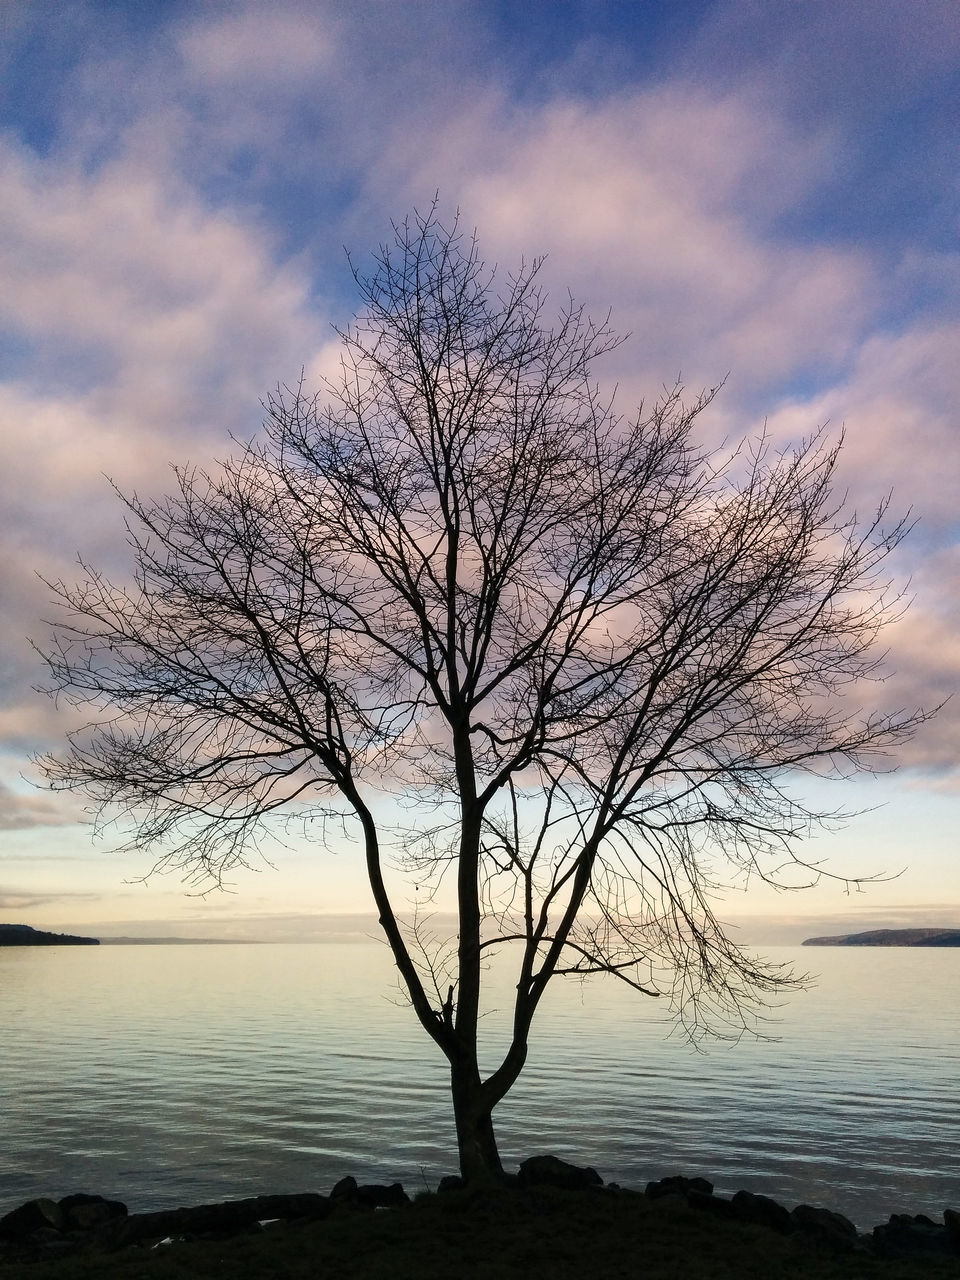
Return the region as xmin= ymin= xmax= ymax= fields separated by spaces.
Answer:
xmin=451 ymin=1066 xmax=504 ymax=1183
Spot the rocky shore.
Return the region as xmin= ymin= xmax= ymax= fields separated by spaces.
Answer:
xmin=1 ymin=1156 xmax=958 ymax=1277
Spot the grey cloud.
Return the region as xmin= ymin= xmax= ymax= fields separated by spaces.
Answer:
xmin=0 ymin=779 xmax=85 ymax=831
xmin=0 ymin=888 xmax=101 ymax=911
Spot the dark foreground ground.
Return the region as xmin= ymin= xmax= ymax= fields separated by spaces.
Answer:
xmin=2 ymin=1183 xmax=958 ymax=1280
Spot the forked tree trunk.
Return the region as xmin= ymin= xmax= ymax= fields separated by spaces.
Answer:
xmin=450 ymin=1066 xmax=504 ymax=1183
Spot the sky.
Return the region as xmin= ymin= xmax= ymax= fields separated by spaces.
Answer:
xmin=0 ymin=0 xmax=958 ymax=943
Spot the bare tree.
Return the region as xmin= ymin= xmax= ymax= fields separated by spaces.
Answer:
xmin=39 ymin=209 xmax=923 ymax=1183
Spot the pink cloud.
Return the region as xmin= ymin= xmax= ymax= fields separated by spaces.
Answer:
xmin=0 ymin=143 xmax=318 ymax=425
xmin=0 ymin=779 xmax=85 ymax=832
xmin=763 ymin=324 xmax=960 ymax=533
xmin=382 ymin=86 xmax=872 ymax=406
xmin=177 ymin=7 xmax=334 ymax=85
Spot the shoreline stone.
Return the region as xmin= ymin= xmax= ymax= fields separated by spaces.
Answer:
xmin=517 ymin=1154 xmax=602 ymax=1191
xmin=1 ymin=1161 xmax=957 ymax=1265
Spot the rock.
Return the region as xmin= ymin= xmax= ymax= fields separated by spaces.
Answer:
xmin=945 ymin=1208 xmax=960 ymax=1251
xmin=872 ymin=1213 xmax=952 ymax=1259
xmin=730 ymin=1189 xmax=792 ymax=1234
xmin=791 ymin=1203 xmax=858 ymax=1251
xmin=688 ymin=1189 xmax=734 ymax=1218
xmin=0 ymin=1198 xmax=65 ymax=1240
xmin=330 ymin=1176 xmax=358 ymax=1199
xmin=437 ymin=1176 xmax=464 ymax=1194
xmin=119 ymin=1204 xmax=244 ymax=1242
xmin=117 ymin=1194 xmax=329 ymax=1244
xmin=357 ymin=1183 xmax=409 ymax=1209
xmin=644 ymin=1176 xmax=731 ymax=1219
xmin=329 ymin=1177 xmax=407 ymax=1210
xmin=28 ymin=1227 xmax=77 ymax=1255
xmin=517 ymin=1155 xmax=603 ymax=1191
xmin=647 ymin=1177 xmax=737 ymax=1218
xmin=58 ymin=1193 xmax=127 ymax=1231
xmin=92 ymin=1217 xmax=138 ymax=1252
xmin=645 ymin=1175 xmax=714 ymax=1200
xmin=248 ymin=1193 xmax=328 ymax=1222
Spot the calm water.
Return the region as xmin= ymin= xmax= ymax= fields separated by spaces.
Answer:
xmin=1 ymin=942 xmax=957 ymax=1228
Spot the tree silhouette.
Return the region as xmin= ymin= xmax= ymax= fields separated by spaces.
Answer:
xmin=40 ymin=209 xmax=923 ymax=1182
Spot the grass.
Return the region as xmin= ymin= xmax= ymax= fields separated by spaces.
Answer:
xmin=1 ymin=1186 xmax=957 ymax=1280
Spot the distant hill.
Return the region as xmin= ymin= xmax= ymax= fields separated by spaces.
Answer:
xmin=0 ymin=923 xmax=100 ymax=946
xmin=802 ymin=927 xmax=960 ymax=947
xmin=97 ymin=936 xmax=259 ymax=945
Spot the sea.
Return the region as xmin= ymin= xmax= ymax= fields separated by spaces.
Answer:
xmin=1 ymin=941 xmax=957 ymax=1229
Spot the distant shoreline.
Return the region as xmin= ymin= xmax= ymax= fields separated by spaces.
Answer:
xmin=802 ymin=927 xmax=960 ymax=947
xmin=96 ymin=936 xmax=263 ymax=945
xmin=0 ymin=924 xmax=265 ymax=946
xmin=0 ymin=924 xmax=99 ymax=947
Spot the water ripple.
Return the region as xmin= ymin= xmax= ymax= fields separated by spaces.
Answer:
xmin=1 ymin=943 xmax=957 ymax=1226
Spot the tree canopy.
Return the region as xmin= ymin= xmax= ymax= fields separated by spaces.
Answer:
xmin=40 ymin=209 xmax=923 ymax=1181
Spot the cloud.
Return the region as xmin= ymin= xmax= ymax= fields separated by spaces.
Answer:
xmin=1 ymin=0 xmax=957 ymax=820
xmin=360 ymin=73 xmax=960 ymax=786
xmin=750 ymin=324 xmax=960 ymax=780
xmin=177 ymin=7 xmax=334 ymax=85
xmin=0 ymin=779 xmax=85 ymax=831
xmin=377 ymin=85 xmax=873 ymax=412
xmin=0 ymin=141 xmax=319 ymax=420
xmin=863 ymin=548 xmax=960 ymax=779
xmin=0 ymin=134 xmax=323 ymax=758
xmin=762 ymin=323 xmax=960 ymax=536
xmin=0 ymin=888 xmax=100 ymax=911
